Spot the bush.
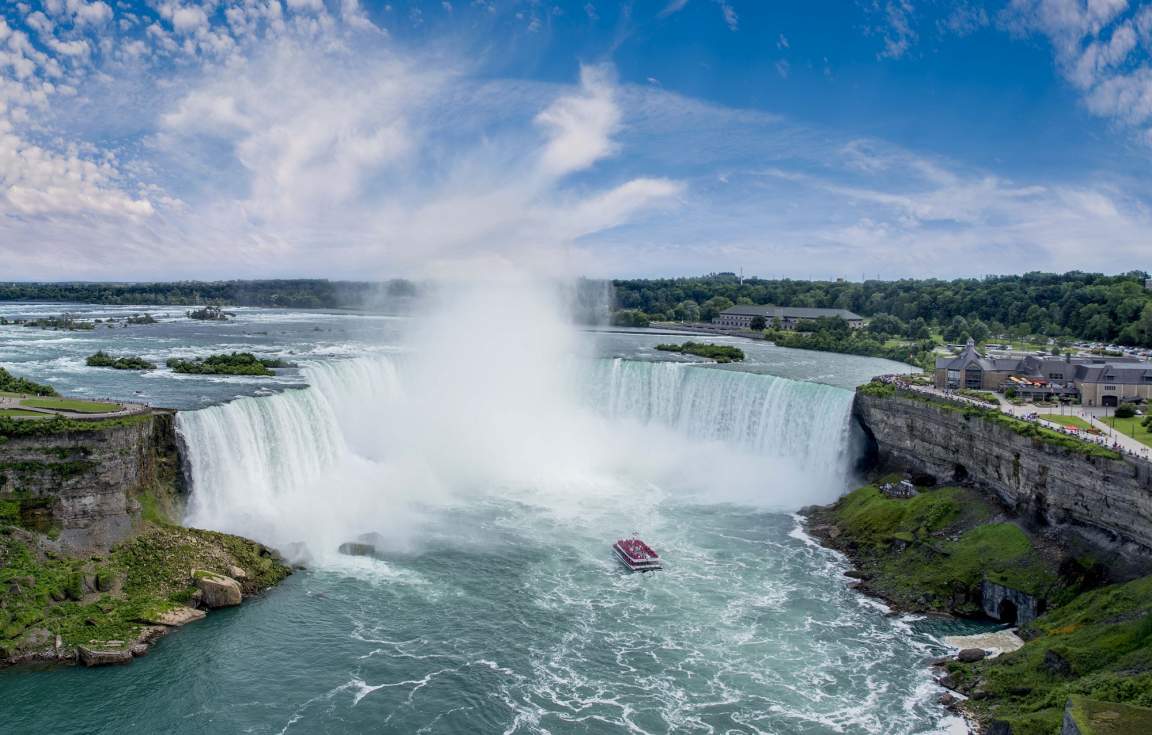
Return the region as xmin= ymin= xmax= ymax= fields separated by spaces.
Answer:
xmin=85 ymin=351 xmax=156 ymax=370
xmin=655 ymin=342 xmax=745 ymax=363
xmin=0 ymin=367 xmax=56 ymax=396
xmin=166 ymin=352 xmax=289 ymax=376
xmin=610 ymin=309 xmax=650 ymax=328
xmin=1115 ymin=404 xmax=1137 ymax=419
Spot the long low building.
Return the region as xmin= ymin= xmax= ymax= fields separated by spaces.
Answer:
xmin=714 ymin=305 xmax=864 ymax=330
xmin=935 ymin=340 xmax=1152 ymax=406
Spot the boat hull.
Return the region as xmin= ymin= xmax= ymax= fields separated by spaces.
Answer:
xmin=613 ymin=542 xmax=662 ymax=572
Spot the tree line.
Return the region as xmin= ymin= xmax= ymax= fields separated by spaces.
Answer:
xmin=0 ymin=279 xmax=418 ymax=310
xmin=611 ymin=271 xmax=1152 ymax=347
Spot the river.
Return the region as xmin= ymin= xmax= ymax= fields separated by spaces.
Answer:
xmin=0 ymin=302 xmax=972 ymax=734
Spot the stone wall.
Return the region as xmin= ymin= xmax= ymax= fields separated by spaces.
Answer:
xmin=853 ymin=391 xmax=1152 ymax=567
xmin=0 ymin=412 xmax=184 ymax=553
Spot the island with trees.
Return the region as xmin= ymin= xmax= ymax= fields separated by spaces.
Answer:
xmin=165 ymin=353 xmax=291 ymax=376
xmin=655 ymin=342 xmax=745 ymax=363
xmin=86 ymin=351 xmax=157 ymax=370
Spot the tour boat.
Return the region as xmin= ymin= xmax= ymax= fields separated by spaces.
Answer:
xmin=613 ymin=537 xmax=662 ymax=572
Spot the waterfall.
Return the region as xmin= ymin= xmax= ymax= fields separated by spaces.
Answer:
xmin=177 ymin=356 xmax=858 ymax=553
xmin=587 ymin=358 xmax=855 ymax=472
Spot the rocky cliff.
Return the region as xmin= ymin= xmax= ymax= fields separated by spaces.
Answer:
xmin=0 ymin=412 xmax=184 ymax=553
xmin=853 ymin=390 xmax=1152 ymax=567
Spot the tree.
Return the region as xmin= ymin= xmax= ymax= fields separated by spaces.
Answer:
xmin=907 ymin=317 xmax=931 ymax=340
xmin=700 ymin=296 xmax=735 ymax=322
xmin=1115 ymin=404 xmax=1137 ymax=419
xmin=749 ymin=316 xmax=767 ymax=331
xmin=867 ymin=313 xmax=905 ymax=337
xmin=943 ymin=316 xmax=970 ymax=344
xmin=968 ymin=319 xmax=990 ymax=344
xmin=673 ymin=300 xmax=701 ymax=322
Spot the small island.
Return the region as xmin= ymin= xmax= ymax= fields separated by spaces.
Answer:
xmin=86 ymin=351 xmax=157 ymax=370
xmin=656 ymin=342 xmax=745 ymax=363
xmin=186 ymin=306 xmax=232 ymax=321
xmin=166 ymin=352 xmax=290 ymax=376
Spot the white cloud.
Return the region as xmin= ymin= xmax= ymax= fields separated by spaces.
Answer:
xmin=1000 ymin=0 xmax=1152 ymax=142
xmin=535 ymin=65 xmax=621 ymax=178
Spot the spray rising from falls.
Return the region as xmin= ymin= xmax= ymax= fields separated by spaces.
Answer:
xmin=178 ymin=356 xmax=858 ymax=557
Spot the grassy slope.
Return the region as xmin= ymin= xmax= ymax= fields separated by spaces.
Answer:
xmin=952 ymin=576 xmax=1152 ymax=735
xmin=815 ymin=484 xmax=1064 ymax=615
xmin=814 ymin=482 xmax=1152 ymax=735
xmin=0 ymin=524 xmax=289 ymax=658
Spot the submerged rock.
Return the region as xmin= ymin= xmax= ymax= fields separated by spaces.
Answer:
xmin=338 ymin=542 xmax=376 ymax=557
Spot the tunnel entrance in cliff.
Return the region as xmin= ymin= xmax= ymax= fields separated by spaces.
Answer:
xmin=953 ymin=463 xmax=969 ymax=483
xmin=998 ymin=599 xmax=1019 ymax=625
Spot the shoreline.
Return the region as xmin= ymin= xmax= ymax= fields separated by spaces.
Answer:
xmin=790 ymin=513 xmax=979 ymax=734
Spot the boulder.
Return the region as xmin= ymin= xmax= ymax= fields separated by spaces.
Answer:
xmin=1044 ymin=648 xmax=1074 ymax=677
xmin=144 ymin=607 xmax=206 ymax=627
xmin=130 ymin=644 xmax=149 ymax=657
xmin=192 ymin=571 xmax=242 ymax=608
xmin=77 ymin=645 xmax=133 ymax=667
xmin=937 ymin=693 xmax=957 ymax=707
xmin=957 ymin=648 xmax=987 ymax=663
xmin=227 ymin=565 xmax=248 ymax=580
xmin=338 ymin=542 xmax=376 ymax=557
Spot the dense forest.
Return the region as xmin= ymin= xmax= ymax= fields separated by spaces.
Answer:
xmin=611 ymin=271 xmax=1152 ymax=347
xmin=0 ymin=279 xmax=417 ymax=310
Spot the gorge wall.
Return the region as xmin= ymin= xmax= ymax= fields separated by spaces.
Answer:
xmin=0 ymin=412 xmax=184 ymax=553
xmin=853 ymin=390 xmax=1152 ymax=567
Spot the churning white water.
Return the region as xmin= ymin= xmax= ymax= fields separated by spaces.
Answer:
xmin=178 ymin=355 xmax=857 ymax=557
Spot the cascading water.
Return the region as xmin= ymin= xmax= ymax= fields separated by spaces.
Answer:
xmin=178 ymin=355 xmax=859 ymax=556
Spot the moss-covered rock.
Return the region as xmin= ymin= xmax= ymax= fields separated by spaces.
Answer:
xmin=807 ymin=484 xmax=1067 ymax=615
xmin=0 ymin=524 xmax=290 ymax=667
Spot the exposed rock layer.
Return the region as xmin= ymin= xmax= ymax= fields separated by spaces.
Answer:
xmin=853 ymin=391 xmax=1152 ymax=568
xmin=0 ymin=412 xmax=183 ymax=553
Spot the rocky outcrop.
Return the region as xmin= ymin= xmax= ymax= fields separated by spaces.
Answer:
xmin=982 ymin=580 xmax=1043 ymax=625
xmin=193 ymin=570 xmax=243 ymax=608
xmin=144 ymin=607 xmax=206 ymax=627
xmin=0 ymin=411 xmax=184 ymax=553
xmin=853 ymin=391 xmax=1152 ymax=568
xmin=77 ymin=645 xmax=133 ymax=667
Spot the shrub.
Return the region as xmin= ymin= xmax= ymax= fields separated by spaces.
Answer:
xmin=1115 ymin=404 xmax=1137 ymax=419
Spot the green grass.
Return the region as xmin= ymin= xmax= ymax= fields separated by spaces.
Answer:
xmin=20 ymin=398 xmax=121 ymax=413
xmin=0 ymin=524 xmax=290 ymax=658
xmin=954 ymin=575 xmax=1152 ymax=735
xmin=1066 ymin=695 xmax=1152 ymax=735
xmin=819 ymin=485 xmax=1062 ymax=614
xmin=1039 ymin=414 xmax=1097 ymax=431
xmin=1099 ymin=416 xmax=1152 ymax=449
xmin=0 ymin=409 xmax=45 ymax=417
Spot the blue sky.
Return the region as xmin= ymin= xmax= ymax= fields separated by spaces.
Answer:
xmin=1 ymin=0 xmax=1150 ymax=280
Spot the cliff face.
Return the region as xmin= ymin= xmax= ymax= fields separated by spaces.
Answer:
xmin=853 ymin=391 xmax=1152 ymax=565
xmin=0 ymin=412 xmax=184 ymax=553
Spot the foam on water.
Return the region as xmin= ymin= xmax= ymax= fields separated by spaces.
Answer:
xmin=171 ymin=352 xmax=960 ymax=734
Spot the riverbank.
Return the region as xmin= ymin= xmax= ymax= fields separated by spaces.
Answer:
xmin=0 ymin=383 xmax=291 ymax=669
xmin=1 ymin=523 xmax=290 ymax=667
xmin=806 ymin=481 xmax=1152 ymax=734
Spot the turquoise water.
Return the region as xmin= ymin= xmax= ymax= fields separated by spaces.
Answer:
xmin=0 ymin=304 xmax=956 ymax=734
